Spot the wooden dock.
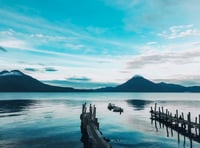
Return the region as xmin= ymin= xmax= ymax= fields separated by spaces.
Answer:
xmin=80 ymin=103 xmax=111 ymax=148
xmin=150 ymin=103 xmax=200 ymax=147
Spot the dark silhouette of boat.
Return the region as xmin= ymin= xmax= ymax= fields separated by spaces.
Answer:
xmin=107 ymin=103 xmax=123 ymax=114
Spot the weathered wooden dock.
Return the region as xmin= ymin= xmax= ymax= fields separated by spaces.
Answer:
xmin=150 ymin=103 xmax=200 ymax=147
xmin=80 ymin=103 xmax=111 ymax=148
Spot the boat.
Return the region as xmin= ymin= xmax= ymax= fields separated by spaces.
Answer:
xmin=107 ymin=103 xmax=123 ymax=113
xmin=108 ymin=103 xmax=115 ymax=110
xmin=113 ymin=106 xmax=123 ymax=113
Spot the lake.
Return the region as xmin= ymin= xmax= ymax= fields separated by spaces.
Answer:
xmin=0 ymin=92 xmax=200 ymax=148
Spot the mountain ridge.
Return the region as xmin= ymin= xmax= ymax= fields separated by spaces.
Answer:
xmin=0 ymin=70 xmax=200 ymax=92
xmin=96 ymin=76 xmax=198 ymax=92
xmin=0 ymin=70 xmax=85 ymax=92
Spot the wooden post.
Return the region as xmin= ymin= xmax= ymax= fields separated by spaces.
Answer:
xmin=93 ymin=105 xmax=96 ymax=121
xmin=154 ymin=103 xmax=157 ymax=119
xmin=166 ymin=109 xmax=168 ymax=122
xmin=82 ymin=103 xmax=84 ymax=114
xmin=181 ymin=112 xmax=184 ymax=128
xmin=150 ymin=106 xmax=153 ymax=119
xmin=154 ymin=103 xmax=157 ymax=112
xmin=161 ymin=106 xmax=164 ymax=114
xmin=195 ymin=117 xmax=197 ymax=136
xmin=90 ymin=104 xmax=92 ymax=119
xmin=199 ymin=114 xmax=200 ymax=136
xmin=188 ymin=112 xmax=191 ymax=134
xmin=83 ymin=105 xmax=87 ymax=114
xmin=176 ymin=109 xmax=178 ymax=127
xmin=82 ymin=102 xmax=86 ymax=114
xmin=158 ymin=107 xmax=161 ymax=119
xmin=171 ymin=113 xmax=173 ymax=126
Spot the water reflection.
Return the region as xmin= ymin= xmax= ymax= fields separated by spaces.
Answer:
xmin=127 ymin=100 xmax=152 ymax=110
xmin=0 ymin=99 xmax=82 ymax=148
xmin=0 ymin=100 xmax=36 ymax=114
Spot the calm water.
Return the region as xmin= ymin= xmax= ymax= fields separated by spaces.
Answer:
xmin=0 ymin=93 xmax=200 ymax=148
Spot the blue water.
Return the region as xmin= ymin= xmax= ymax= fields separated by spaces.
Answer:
xmin=0 ymin=93 xmax=200 ymax=148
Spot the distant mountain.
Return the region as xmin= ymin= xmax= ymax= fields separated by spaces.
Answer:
xmin=0 ymin=70 xmax=81 ymax=92
xmin=1 ymin=70 xmax=200 ymax=92
xmin=97 ymin=75 xmax=200 ymax=92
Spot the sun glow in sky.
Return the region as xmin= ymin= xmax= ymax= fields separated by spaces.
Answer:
xmin=1 ymin=0 xmax=200 ymax=88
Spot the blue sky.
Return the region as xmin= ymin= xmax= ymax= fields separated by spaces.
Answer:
xmin=1 ymin=0 xmax=200 ymax=88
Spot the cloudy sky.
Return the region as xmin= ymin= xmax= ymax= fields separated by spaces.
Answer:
xmin=1 ymin=0 xmax=200 ymax=88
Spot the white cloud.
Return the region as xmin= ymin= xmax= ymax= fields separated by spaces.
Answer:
xmin=102 ymin=0 xmax=200 ymax=33
xmin=0 ymin=38 xmax=30 ymax=49
xmin=0 ymin=28 xmax=14 ymax=36
xmin=29 ymin=33 xmax=69 ymax=41
xmin=127 ymin=43 xmax=200 ymax=69
xmin=64 ymin=43 xmax=85 ymax=50
xmin=0 ymin=8 xmax=139 ymax=57
xmin=158 ymin=24 xmax=200 ymax=39
xmin=124 ymin=41 xmax=200 ymax=85
xmin=146 ymin=42 xmax=157 ymax=45
xmin=153 ymin=75 xmax=200 ymax=86
xmin=1 ymin=3 xmax=200 ymax=86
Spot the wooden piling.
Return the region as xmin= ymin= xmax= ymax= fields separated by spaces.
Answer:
xmin=199 ymin=114 xmax=200 ymax=136
xmin=158 ymin=107 xmax=161 ymax=119
xmin=150 ymin=104 xmax=200 ymax=144
xmin=188 ymin=112 xmax=191 ymax=134
xmin=154 ymin=103 xmax=157 ymax=112
xmin=195 ymin=117 xmax=197 ymax=135
xmin=176 ymin=109 xmax=178 ymax=127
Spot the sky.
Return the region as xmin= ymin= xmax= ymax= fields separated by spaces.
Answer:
xmin=1 ymin=0 xmax=200 ymax=88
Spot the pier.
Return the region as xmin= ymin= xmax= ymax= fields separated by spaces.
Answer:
xmin=80 ymin=103 xmax=111 ymax=148
xmin=150 ymin=103 xmax=200 ymax=147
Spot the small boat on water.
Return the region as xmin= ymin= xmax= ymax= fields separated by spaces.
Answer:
xmin=107 ymin=103 xmax=123 ymax=114
xmin=113 ymin=106 xmax=123 ymax=113
xmin=108 ymin=103 xmax=115 ymax=110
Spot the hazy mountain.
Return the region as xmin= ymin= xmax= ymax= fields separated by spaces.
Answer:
xmin=0 ymin=70 xmax=79 ymax=92
xmin=1 ymin=70 xmax=200 ymax=92
xmin=97 ymin=75 xmax=200 ymax=92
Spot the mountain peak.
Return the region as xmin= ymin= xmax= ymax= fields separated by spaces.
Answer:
xmin=0 ymin=70 xmax=25 ymax=77
xmin=132 ymin=75 xmax=144 ymax=79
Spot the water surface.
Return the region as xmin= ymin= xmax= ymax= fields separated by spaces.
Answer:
xmin=0 ymin=93 xmax=200 ymax=148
